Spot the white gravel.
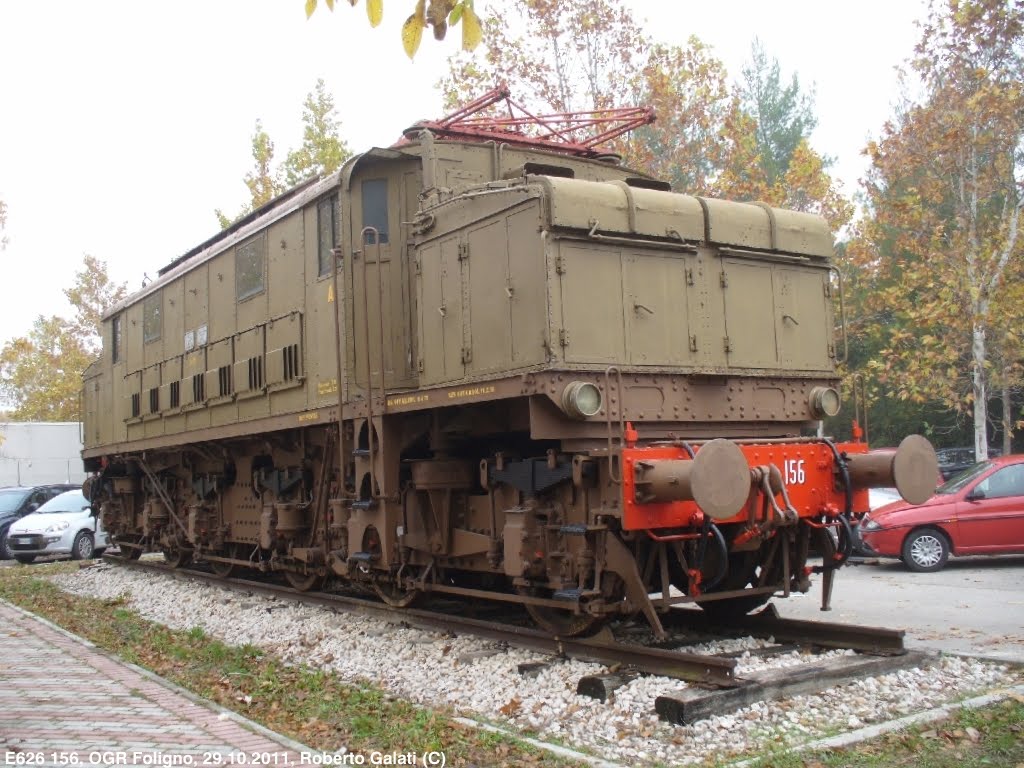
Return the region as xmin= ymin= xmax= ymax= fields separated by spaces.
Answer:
xmin=52 ymin=564 xmax=1019 ymax=766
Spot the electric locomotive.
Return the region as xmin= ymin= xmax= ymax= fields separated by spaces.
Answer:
xmin=81 ymin=89 xmax=937 ymax=637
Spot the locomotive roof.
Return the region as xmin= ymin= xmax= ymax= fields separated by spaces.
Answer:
xmin=102 ymin=146 xmax=413 ymax=321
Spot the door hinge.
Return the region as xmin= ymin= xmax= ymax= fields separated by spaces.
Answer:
xmin=719 ymin=271 xmax=728 ymax=288
xmin=689 ymin=334 xmax=698 ymax=352
xmin=458 ymin=243 xmax=470 ymax=261
xmin=685 ymin=267 xmax=695 ymax=286
xmin=824 ymin=281 xmax=833 ymax=298
xmin=828 ymin=343 xmax=836 ymax=359
xmin=461 ymin=347 xmax=473 ymax=364
xmin=417 ymin=358 xmax=424 ymax=373
xmin=555 ymin=255 xmax=566 ymax=275
xmin=723 ymin=336 xmax=732 ymax=353
xmin=559 ymin=329 xmax=570 ymax=347
xmin=414 ymin=259 xmax=422 ymax=275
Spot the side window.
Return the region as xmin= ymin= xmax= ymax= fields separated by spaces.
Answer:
xmin=318 ymin=194 xmax=339 ymax=277
xmin=111 ymin=315 xmax=122 ymax=363
xmin=236 ymin=234 xmax=266 ymax=301
xmin=977 ymin=464 xmax=1024 ymax=499
xmin=143 ymin=293 xmax=161 ymax=344
xmin=361 ymin=179 xmax=389 ymax=244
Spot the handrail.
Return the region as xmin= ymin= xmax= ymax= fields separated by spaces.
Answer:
xmin=358 ymin=226 xmax=388 ymax=502
xmin=603 ymin=366 xmax=625 ymax=484
xmin=829 ymin=266 xmax=848 ymax=364
xmin=330 ymin=245 xmax=349 ymax=501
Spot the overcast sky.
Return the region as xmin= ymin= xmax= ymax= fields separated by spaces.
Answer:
xmin=0 ymin=0 xmax=925 ymax=348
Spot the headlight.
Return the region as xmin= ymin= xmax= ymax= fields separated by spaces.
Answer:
xmin=861 ymin=518 xmax=881 ymax=532
xmin=561 ymin=381 xmax=602 ymax=419
xmin=45 ymin=521 xmax=71 ymax=533
xmin=808 ymin=386 xmax=841 ymax=418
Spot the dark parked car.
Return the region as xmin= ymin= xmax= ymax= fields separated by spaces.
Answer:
xmin=859 ymin=455 xmax=1024 ymax=572
xmin=936 ymin=446 xmax=1002 ymax=480
xmin=0 ymin=484 xmax=79 ymax=560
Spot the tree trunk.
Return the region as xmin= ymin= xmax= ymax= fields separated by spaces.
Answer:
xmin=1003 ymin=368 xmax=1013 ymax=455
xmin=972 ymin=322 xmax=988 ymax=460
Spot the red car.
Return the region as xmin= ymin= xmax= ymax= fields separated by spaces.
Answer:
xmin=859 ymin=454 xmax=1024 ymax=572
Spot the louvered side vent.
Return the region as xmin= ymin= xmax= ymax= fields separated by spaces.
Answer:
xmin=282 ymin=344 xmax=301 ymax=381
xmin=192 ymin=373 xmax=205 ymax=404
xmin=170 ymin=381 xmax=180 ymax=409
xmin=218 ymin=365 xmax=233 ymax=397
xmin=131 ymin=393 xmax=141 ymax=418
xmin=248 ymin=356 xmax=264 ymax=390
xmin=148 ymin=387 xmax=159 ymax=414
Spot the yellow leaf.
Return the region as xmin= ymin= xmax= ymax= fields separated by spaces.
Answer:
xmin=461 ymin=5 xmax=481 ymax=51
xmin=402 ymin=0 xmax=426 ymax=59
xmin=305 ymin=0 xmax=318 ymax=19
xmin=366 ymin=0 xmax=383 ymax=27
xmin=448 ymin=1 xmax=463 ymax=25
xmin=325 ymin=0 xmax=335 ymax=9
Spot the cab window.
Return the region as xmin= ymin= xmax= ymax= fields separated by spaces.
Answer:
xmin=236 ymin=234 xmax=266 ymax=301
xmin=143 ymin=294 xmax=161 ymax=343
xmin=362 ymin=179 xmax=389 ymax=244
xmin=318 ymin=194 xmax=338 ymax=277
xmin=112 ymin=315 xmax=122 ymax=363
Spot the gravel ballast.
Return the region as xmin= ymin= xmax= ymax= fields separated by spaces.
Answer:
xmin=52 ymin=565 xmax=1019 ymax=766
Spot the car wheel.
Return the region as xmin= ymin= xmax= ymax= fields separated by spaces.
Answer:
xmin=14 ymin=554 xmax=36 ymax=564
xmin=901 ymin=528 xmax=950 ymax=573
xmin=72 ymin=531 xmax=95 ymax=560
xmin=0 ymin=529 xmax=11 ymax=561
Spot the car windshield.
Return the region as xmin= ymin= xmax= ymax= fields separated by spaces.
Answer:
xmin=0 ymin=489 xmax=30 ymax=512
xmin=936 ymin=460 xmax=992 ymax=494
xmin=34 ymin=492 xmax=88 ymax=515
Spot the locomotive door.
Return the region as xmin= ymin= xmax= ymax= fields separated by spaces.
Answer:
xmin=351 ymin=170 xmax=418 ymax=393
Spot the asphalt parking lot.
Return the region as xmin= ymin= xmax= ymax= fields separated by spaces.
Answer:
xmin=776 ymin=554 xmax=1024 ymax=663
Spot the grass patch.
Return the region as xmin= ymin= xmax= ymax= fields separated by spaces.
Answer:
xmin=735 ymin=696 xmax=1024 ymax=768
xmin=0 ymin=562 xmax=580 ymax=767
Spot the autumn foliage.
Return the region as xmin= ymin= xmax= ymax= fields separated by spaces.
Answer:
xmin=847 ymin=0 xmax=1024 ymax=453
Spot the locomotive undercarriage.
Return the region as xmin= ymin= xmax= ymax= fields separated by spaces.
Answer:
xmin=91 ymin=388 xmax=883 ymax=640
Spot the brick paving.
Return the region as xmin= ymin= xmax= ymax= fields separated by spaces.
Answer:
xmin=0 ymin=601 xmax=308 ymax=767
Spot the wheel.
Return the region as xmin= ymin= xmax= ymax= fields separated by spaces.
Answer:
xmin=517 ymin=586 xmax=602 ymax=637
xmin=71 ymin=531 xmax=95 ymax=560
xmin=902 ymin=528 xmax=949 ymax=572
xmin=209 ymin=545 xmax=238 ymax=578
xmin=0 ymin=529 xmax=12 ymax=561
xmin=163 ymin=547 xmax=193 ymax=568
xmin=14 ymin=554 xmax=36 ymax=564
xmin=284 ymin=570 xmax=323 ymax=592
xmin=373 ymin=578 xmax=420 ymax=608
xmin=114 ymin=536 xmax=143 ymax=560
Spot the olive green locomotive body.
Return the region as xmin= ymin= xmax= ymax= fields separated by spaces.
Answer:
xmin=82 ymin=128 xmax=935 ymax=635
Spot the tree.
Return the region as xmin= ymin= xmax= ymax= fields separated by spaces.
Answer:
xmin=216 ymin=120 xmax=285 ymax=229
xmin=281 ymin=79 xmax=353 ymax=187
xmin=440 ymin=0 xmax=734 ymax=196
xmin=712 ymin=46 xmax=850 ymax=232
xmin=0 ymin=256 xmax=127 ymax=421
xmin=738 ymin=39 xmax=820 ymax=187
xmin=218 ymin=81 xmax=354 ymax=229
xmin=305 ymin=0 xmax=483 ymax=58
xmin=441 ymin=0 xmax=650 ymax=115
xmin=853 ymin=0 xmax=1024 ymax=459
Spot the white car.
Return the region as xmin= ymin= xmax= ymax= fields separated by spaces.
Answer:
xmin=4 ymin=490 xmax=109 ymax=564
